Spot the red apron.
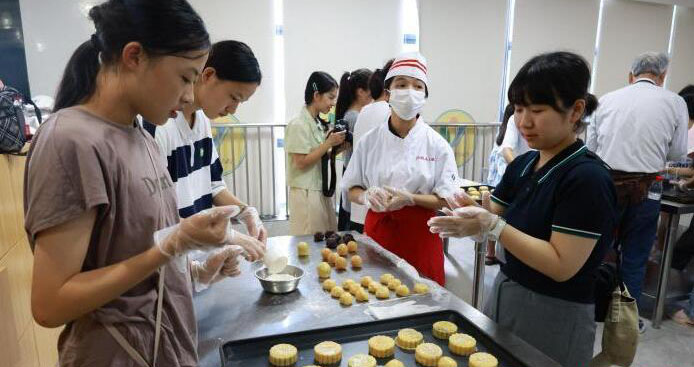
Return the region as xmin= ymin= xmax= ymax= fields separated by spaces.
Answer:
xmin=365 ymin=206 xmax=445 ymax=286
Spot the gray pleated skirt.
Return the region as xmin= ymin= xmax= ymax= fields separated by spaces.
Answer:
xmin=484 ymin=272 xmax=596 ymax=367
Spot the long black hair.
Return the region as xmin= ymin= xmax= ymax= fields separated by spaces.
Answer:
xmin=304 ymin=71 xmax=338 ymax=106
xmin=54 ymin=0 xmax=210 ymax=111
xmin=496 ymin=104 xmax=515 ymax=146
xmin=303 ymin=71 xmax=337 ymax=130
xmin=206 ymin=40 xmax=261 ymax=84
xmin=369 ymin=59 xmax=394 ymax=100
xmin=508 ymin=51 xmax=597 ymax=133
xmin=335 ymin=68 xmax=372 ymax=120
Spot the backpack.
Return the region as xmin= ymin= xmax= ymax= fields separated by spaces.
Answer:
xmin=0 ymin=86 xmax=41 ymax=154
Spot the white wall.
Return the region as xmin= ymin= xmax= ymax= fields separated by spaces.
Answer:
xmin=190 ymin=0 xmax=275 ymax=124
xmin=667 ymin=5 xmax=694 ymax=94
xmin=509 ymin=0 xmax=600 ymax=81
xmin=283 ymin=0 xmax=402 ymax=120
xmin=593 ymin=0 xmax=674 ymax=97
xmin=419 ymin=0 xmax=507 ymax=123
xmin=19 ymin=0 xmax=94 ymax=98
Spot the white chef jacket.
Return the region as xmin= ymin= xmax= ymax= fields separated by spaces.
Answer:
xmin=586 ymin=78 xmax=689 ymax=173
xmin=348 ymin=100 xmax=391 ymax=223
xmin=342 ymin=115 xmax=460 ymax=221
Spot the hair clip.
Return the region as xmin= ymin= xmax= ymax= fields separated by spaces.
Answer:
xmin=312 ymin=82 xmax=318 ymax=92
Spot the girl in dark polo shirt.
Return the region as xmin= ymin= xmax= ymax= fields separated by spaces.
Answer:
xmin=429 ymin=52 xmax=617 ymax=367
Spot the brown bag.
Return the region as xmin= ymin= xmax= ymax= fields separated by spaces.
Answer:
xmin=590 ymin=286 xmax=639 ymax=367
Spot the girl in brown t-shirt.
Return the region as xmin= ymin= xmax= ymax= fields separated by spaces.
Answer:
xmin=24 ymin=1 xmax=263 ymax=366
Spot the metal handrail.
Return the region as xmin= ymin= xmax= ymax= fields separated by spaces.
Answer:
xmin=213 ymin=121 xmax=502 ymax=128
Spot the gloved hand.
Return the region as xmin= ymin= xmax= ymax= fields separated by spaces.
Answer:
xmin=677 ymin=180 xmax=693 ymax=192
xmin=427 ymin=206 xmax=499 ymax=239
xmin=445 ymin=189 xmax=480 ymax=209
xmin=383 ymin=186 xmax=415 ymax=212
xmin=236 ymin=206 xmax=268 ymax=244
xmin=154 ymin=205 xmax=241 ymax=258
xmin=191 ymin=245 xmax=244 ymax=291
xmin=358 ymin=186 xmax=390 ymax=212
xmin=225 ymin=227 xmax=266 ymax=262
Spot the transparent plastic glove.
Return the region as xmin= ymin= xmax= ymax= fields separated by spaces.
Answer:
xmin=427 ymin=206 xmax=498 ymax=239
xmin=358 ymin=186 xmax=390 ymax=212
xmin=236 ymin=206 xmax=268 ymax=243
xmin=191 ymin=245 xmax=244 ymax=292
xmin=445 ymin=189 xmax=479 ymax=209
xmin=383 ymin=186 xmax=415 ymax=212
xmin=225 ymin=226 xmax=266 ymax=262
xmin=154 ymin=205 xmax=241 ymax=258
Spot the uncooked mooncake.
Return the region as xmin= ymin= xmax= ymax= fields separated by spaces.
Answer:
xmin=376 ymin=285 xmax=390 ymax=299
xmin=385 ymin=360 xmax=405 ymax=367
xmin=298 ymin=242 xmax=309 ymax=256
xmin=438 ymin=356 xmax=457 ymax=367
xmin=321 ymin=248 xmax=332 ymax=261
xmin=351 ymin=255 xmax=363 ymax=268
xmin=337 ymin=243 xmax=349 ymax=256
xmin=347 ymin=354 xmax=376 ymax=367
xmin=360 ymin=276 xmax=373 ymax=287
xmin=396 ymin=328 xmax=423 ymax=350
xmin=415 ymin=343 xmax=443 ymax=366
xmin=387 ymin=278 xmax=402 ymax=291
xmin=368 ymin=281 xmax=379 ymax=293
xmin=449 ymin=333 xmax=476 ymax=356
xmin=335 ymin=256 xmax=347 ymax=270
xmin=380 ymin=273 xmax=394 ymax=285
xmin=396 ymin=284 xmax=410 ymax=297
xmin=318 ymin=262 xmax=331 ymax=278
xmin=314 ymin=341 xmax=342 ymax=365
xmin=331 ymin=286 xmax=345 ymax=298
xmin=269 ymin=343 xmax=297 ymax=366
xmin=347 ymin=240 xmax=358 ymax=253
xmin=342 ymin=278 xmax=356 ymax=288
xmin=328 ymin=252 xmax=339 ymax=266
xmin=368 ymin=335 xmax=395 ymax=357
xmin=322 ymin=278 xmax=337 ymax=291
xmin=355 ymin=288 xmax=369 ymax=302
xmin=432 ymin=321 xmax=458 ymax=339
xmin=414 ymin=283 xmax=429 ymax=294
xmin=468 ymin=352 xmax=498 ymax=367
xmin=340 ymin=292 xmax=354 ymax=306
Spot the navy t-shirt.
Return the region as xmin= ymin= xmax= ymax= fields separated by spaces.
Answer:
xmin=491 ymin=140 xmax=617 ymax=303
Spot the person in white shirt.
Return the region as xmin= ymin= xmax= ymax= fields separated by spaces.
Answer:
xmin=335 ymin=68 xmax=373 ymax=231
xmin=342 ymin=53 xmax=460 ymax=286
xmin=500 ymin=114 xmax=531 ymax=163
xmin=144 ymin=40 xmax=267 ymax=254
xmin=349 ymin=59 xmax=395 ymax=230
xmin=586 ymin=52 xmax=689 ymax=331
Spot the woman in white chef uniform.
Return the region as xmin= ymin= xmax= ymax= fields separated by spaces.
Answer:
xmin=342 ymin=53 xmax=459 ymax=285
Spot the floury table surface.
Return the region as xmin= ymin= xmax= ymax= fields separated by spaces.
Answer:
xmin=194 ymin=232 xmax=560 ymax=367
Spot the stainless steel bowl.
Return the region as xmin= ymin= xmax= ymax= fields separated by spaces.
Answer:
xmin=255 ymin=265 xmax=304 ymax=294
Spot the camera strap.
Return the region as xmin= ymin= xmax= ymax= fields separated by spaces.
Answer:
xmin=321 ymin=145 xmax=338 ymax=197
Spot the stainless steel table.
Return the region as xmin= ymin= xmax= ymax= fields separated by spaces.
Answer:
xmin=650 ymin=199 xmax=694 ymax=328
xmin=194 ymin=233 xmax=560 ymax=367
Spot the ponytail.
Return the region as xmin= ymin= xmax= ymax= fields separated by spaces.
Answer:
xmin=335 ymin=68 xmax=373 ymax=120
xmin=53 ymin=0 xmax=210 ymax=112
xmin=335 ymin=72 xmax=352 ymax=121
xmin=53 ymin=40 xmax=101 ymax=111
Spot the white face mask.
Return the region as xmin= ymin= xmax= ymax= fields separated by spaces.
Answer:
xmin=388 ymin=88 xmax=426 ymax=120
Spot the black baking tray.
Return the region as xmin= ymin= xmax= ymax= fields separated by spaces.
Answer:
xmin=662 ymin=187 xmax=694 ymax=203
xmin=220 ymin=310 xmax=528 ymax=367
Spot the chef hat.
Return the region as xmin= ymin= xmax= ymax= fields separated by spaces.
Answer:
xmin=384 ymin=52 xmax=428 ymax=87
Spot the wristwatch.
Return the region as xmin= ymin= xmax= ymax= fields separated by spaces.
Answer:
xmin=488 ymin=215 xmax=507 ymax=241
